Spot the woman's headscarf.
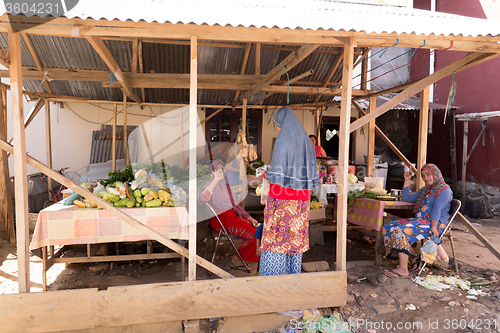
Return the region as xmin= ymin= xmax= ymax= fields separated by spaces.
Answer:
xmin=266 ymin=107 xmax=319 ymax=190
xmin=413 ymin=163 xmax=451 ymax=213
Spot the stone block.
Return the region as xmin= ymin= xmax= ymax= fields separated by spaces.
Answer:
xmin=301 ymin=261 xmax=330 ymax=272
xmin=373 ymin=304 xmax=398 ymax=315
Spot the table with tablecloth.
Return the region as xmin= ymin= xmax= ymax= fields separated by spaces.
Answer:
xmin=30 ymin=203 xmax=190 ymax=290
xmin=347 ymin=198 xmax=414 ymax=232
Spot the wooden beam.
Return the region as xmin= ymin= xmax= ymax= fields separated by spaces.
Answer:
xmin=123 ymin=95 xmax=129 ymax=165
xmin=9 ymin=32 xmax=30 ymax=292
xmin=367 ymin=96 xmax=376 ymax=177
xmin=242 ymin=99 xmax=247 ymax=135
xmin=360 ymin=48 xmax=369 ymax=90
xmin=189 ymin=35 xmax=198 ymax=281
xmin=0 ymin=271 xmax=346 ymax=332
xmin=336 ymin=39 xmax=355 ymax=272
xmin=112 ymin=103 xmax=117 ymax=172
xmin=21 ymin=33 xmax=53 ymax=94
xmin=255 ymin=43 xmax=260 ymax=75
xmin=0 ymin=138 xmax=234 ymax=279
xmin=416 ymin=87 xmax=429 ymax=190
xmin=234 ymin=43 xmax=252 ymax=101
xmin=349 ymin=52 xmax=484 ymax=133
xmin=131 ymin=38 xmax=139 ymax=74
xmin=0 ymin=86 xmax=13 ymax=242
xmin=254 ymin=69 xmax=314 ymax=105
xmin=237 ymin=43 xmax=321 ymax=104
xmin=0 ymin=45 xmax=9 ymax=68
xmin=138 ymin=39 xmax=145 ymax=103
xmin=86 ymin=35 xmax=141 ymax=103
xmin=45 ymin=100 xmax=53 ymax=201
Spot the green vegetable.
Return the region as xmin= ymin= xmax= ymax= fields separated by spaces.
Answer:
xmin=247 ymin=160 xmax=264 ymax=175
xmin=125 ymin=198 xmax=136 ymax=208
xmin=134 ymin=190 xmax=142 ymax=198
xmin=146 ymin=198 xmax=162 ymax=207
xmin=141 ymin=188 xmax=151 ymax=196
xmin=135 ymin=197 xmax=143 ymax=204
xmin=114 ymin=198 xmax=130 ymax=207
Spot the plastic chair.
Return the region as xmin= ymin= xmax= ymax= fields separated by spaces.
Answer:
xmin=417 ymin=199 xmax=461 ymax=276
xmin=204 ymin=202 xmax=251 ymax=273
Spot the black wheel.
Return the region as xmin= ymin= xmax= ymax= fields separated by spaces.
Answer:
xmin=43 ymin=200 xmax=56 ymax=209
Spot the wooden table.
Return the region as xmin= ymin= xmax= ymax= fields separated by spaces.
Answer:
xmin=30 ymin=203 xmax=189 ymax=290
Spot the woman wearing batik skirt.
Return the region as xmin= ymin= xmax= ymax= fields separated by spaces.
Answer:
xmin=383 ymin=164 xmax=452 ymax=278
xmin=259 ymin=107 xmax=319 ymax=276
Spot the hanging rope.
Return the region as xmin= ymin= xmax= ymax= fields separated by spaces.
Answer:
xmin=280 ymin=62 xmax=290 ymax=104
xmin=444 ymin=71 xmax=457 ymax=124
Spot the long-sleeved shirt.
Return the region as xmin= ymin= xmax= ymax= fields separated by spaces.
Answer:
xmin=403 ymin=186 xmax=452 ymax=223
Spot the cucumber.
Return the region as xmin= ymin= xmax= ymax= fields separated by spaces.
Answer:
xmin=145 ymin=198 xmax=162 ymax=207
xmin=114 ymin=198 xmax=130 ymax=207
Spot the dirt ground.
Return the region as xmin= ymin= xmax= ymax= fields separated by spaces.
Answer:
xmin=1 ymin=215 xmax=499 ymax=333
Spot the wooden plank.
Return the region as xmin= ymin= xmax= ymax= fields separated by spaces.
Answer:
xmin=336 ymin=39 xmax=355 ymax=272
xmin=367 ymin=96 xmax=376 ymax=177
xmin=0 ymin=138 xmax=233 ymax=279
xmin=21 ymin=33 xmax=53 ymax=94
xmin=45 ymin=100 xmax=53 ymax=200
xmin=0 ymin=271 xmax=345 ymax=332
xmin=9 ymin=32 xmax=30 ymax=292
xmin=455 ymin=212 xmax=500 ymax=261
xmin=0 ymin=89 xmax=7 ymax=232
xmin=360 ymin=47 xmax=369 ymax=90
xmin=0 ymin=87 xmax=14 ymax=242
xmin=416 ymin=87 xmax=429 ymax=190
xmin=112 ymin=103 xmax=117 ymax=172
xmin=237 ymin=43 xmax=321 ymax=104
xmin=189 ymin=35 xmax=198 ymax=281
xmin=51 ymin=252 xmax=180 ymax=263
xmin=123 ymin=95 xmax=129 ymax=165
xmin=349 ymin=52 xmax=484 ymax=133
xmin=85 ymin=35 xmax=141 ymax=103
xmin=255 ymin=43 xmax=260 ymax=75
xmin=0 ymin=45 xmax=9 ymax=68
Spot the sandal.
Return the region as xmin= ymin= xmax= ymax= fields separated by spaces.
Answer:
xmin=228 ymin=264 xmax=249 ymax=272
xmin=383 ymin=269 xmax=410 ymax=279
xmin=408 ymin=258 xmax=421 ymax=273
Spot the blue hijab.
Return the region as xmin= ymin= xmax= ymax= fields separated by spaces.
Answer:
xmin=267 ymin=107 xmax=319 ymax=190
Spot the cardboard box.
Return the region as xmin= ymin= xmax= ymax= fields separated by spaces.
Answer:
xmin=309 ymin=208 xmax=326 ymax=221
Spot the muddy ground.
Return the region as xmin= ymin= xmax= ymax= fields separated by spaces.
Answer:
xmin=0 ymin=216 xmax=499 ymax=333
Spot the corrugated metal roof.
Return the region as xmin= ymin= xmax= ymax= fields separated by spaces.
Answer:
xmin=53 ymin=0 xmax=500 ymax=38
xmin=356 ymin=93 xmax=453 ymax=110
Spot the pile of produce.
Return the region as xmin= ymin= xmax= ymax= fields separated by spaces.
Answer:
xmin=65 ymin=168 xmax=188 ymax=209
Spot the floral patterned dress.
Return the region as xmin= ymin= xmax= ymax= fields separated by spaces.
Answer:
xmin=383 ymin=194 xmax=448 ymax=260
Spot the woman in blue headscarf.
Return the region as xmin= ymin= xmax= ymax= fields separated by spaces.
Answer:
xmin=259 ymin=107 xmax=319 ymax=276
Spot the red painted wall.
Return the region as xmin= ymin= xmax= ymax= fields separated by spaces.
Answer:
xmin=411 ymin=0 xmax=500 ymax=187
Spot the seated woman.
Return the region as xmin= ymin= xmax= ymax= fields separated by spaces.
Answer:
xmin=383 ymin=163 xmax=452 ymax=278
xmin=198 ymin=160 xmax=260 ymax=270
xmin=309 ymin=135 xmax=327 ymax=158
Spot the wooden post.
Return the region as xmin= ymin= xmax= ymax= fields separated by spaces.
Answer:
xmin=123 ymin=95 xmax=129 ymax=165
xmin=112 ymin=103 xmax=117 ymax=172
xmin=416 ymin=87 xmax=429 ymax=190
xmin=10 ymin=32 xmax=30 ymax=292
xmin=361 ymin=48 xmax=368 ymax=91
xmin=461 ymin=121 xmax=468 ymax=212
xmin=188 ymin=35 xmax=198 ymax=281
xmin=336 ymin=39 xmax=355 ymax=272
xmin=0 ymin=87 xmax=10 ymax=238
xmin=180 ymin=106 xmax=184 ymax=166
xmin=45 ymin=100 xmax=53 ymax=199
xmin=242 ymin=98 xmax=247 ymax=135
xmin=255 ymin=43 xmax=261 ymax=75
xmin=367 ymin=96 xmax=376 ymax=177
xmin=449 ymin=109 xmax=458 ymax=195
xmin=0 ymin=86 xmax=14 ymax=243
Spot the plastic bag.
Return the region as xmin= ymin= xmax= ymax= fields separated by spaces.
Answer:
xmin=436 ymin=244 xmax=449 ymax=264
xmin=260 ymin=178 xmax=270 ymax=205
xmin=421 ymin=239 xmax=438 ymax=264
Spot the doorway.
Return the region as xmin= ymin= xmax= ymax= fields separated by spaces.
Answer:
xmin=320 ymin=117 xmax=355 ymax=161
